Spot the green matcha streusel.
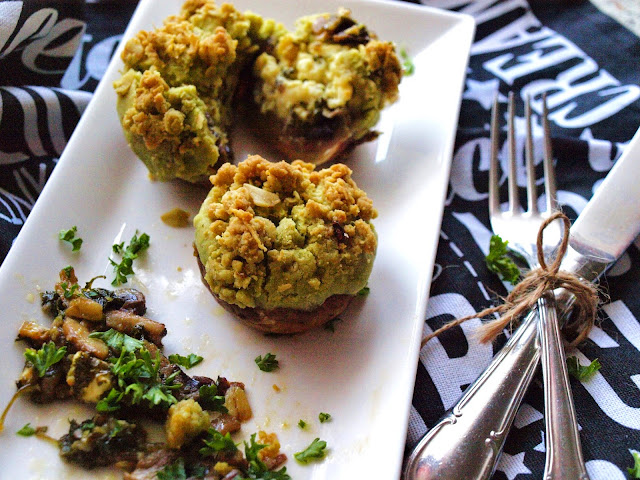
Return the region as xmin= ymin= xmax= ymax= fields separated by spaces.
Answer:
xmin=194 ymin=155 xmax=377 ymax=332
xmin=114 ymin=0 xmax=284 ymax=183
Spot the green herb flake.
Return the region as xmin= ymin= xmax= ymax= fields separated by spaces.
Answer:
xmin=109 ymin=231 xmax=150 ymax=286
xmin=255 ymin=353 xmax=279 ymax=372
xmin=89 ymin=329 xmax=144 ymax=354
xmin=198 ymin=384 xmax=227 ymax=413
xmin=566 ymin=356 xmax=601 ymax=382
xmin=485 ymin=234 xmax=521 ymax=285
xmin=16 ymin=423 xmax=36 ymax=437
xmin=294 ymin=437 xmax=327 ymax=464
xmin=629 ymin=451 xmax=640 ymax=478
xmin=157 ymin=457 xmax=187 ymax=480
xmin=60 ymin=281 xmax=79 ymax=299
xmin=24 ymin=341 xmax=67 ymax=377
xmin=298 ymin=419 xmax=307 ymax=429
xmin=399 ymin=47 xmax=415 ymax=76
xmin=97 ymin=346 xmax=181 ymax=412
xmin=96 ymin=388 xmax=124 ymax=412
xmin=59 ymin=226 xmax=83 ymax=252
xmin=242 ymin=433 xmax=292 ymax=479
xmin=318 ymin=412 xmax=331 ymax=423
xmin=169 ymin=353 xmax=203 ymax=369
xmin=199 ymin=429 xmax=238 ymax=456
xmin=357 ymin=286 xmax=370 ymax=296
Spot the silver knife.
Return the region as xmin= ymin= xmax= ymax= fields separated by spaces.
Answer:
xmin=404 ymin=126 xmax=640 ymax=480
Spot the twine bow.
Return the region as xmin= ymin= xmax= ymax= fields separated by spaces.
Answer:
xmin=421 ymin=212 xmax=599 ymax=348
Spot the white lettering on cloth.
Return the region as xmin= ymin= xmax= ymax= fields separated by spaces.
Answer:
xmin=420 ymin=293 xmax=494 ymax=409
xmin=573 ymin=301 xmax=640 ymax=429
xmin=585 ymin=460 xmax=626 ymax=480
xmin=452 ymin=0 xmax=640 ymax=129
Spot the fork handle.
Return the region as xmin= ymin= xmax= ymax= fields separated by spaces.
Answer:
xmin=403 ymin=307 xmax=540 ymax=480
xmin=538 ymin=292 xmax=591 ymax=480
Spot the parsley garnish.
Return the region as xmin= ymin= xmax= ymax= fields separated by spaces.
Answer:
xmin=255 ymin=353 xmax=279 ymax=372
xmin=485 ymin=234 xmax=520 ymax=285
xmin=629 ymin=451 xmax=640 ymax=478
xmin=198 ymin=384 xmax=227 ymax=413
xmin=357 ymin=286 xmax=370 ymax=296
xmin=318 ymin=412 xmax=331 ymax=423
xmin=294 ymin=438 xmax=327 ymax=464
xmin=234 ymin=433 xmax=291 ymax=479
xmin=96 ymin=347 xmax=180 ymax=412
xmin=80 ymin=420 xmax=96 ymax=431
xmin=59 ymin=226 xmax=83 ymax=252
xmin=399 ymin=47 xmax=415 ymax=76
xmin=96 ymin=388 xmax=124 ymax=412
xmin=169 ymin=353 xmax=203 ymax=369
xmin=157 ymin=457 xmax=187 ymax=480
xmin=298 ymin=419 xmax=307 ymax=429
xmin=566 ymin=356 xmax=601 ymax=382
xmin=89 ymin=329 xmax=144 ymax=354
xmin=24 ymin=342 xmax=67 ymax=377
xmin=60 ymin=281 xmax=79 ymax=299
xmin=16 ymin=423 xmax=36 ymax=436
xmin=109 ymin=231 xmax=150 ymax=286
xmin=199 ymin=429 xmax=238 ymax=456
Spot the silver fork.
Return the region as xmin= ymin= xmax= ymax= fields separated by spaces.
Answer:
xmin=489 ymin=92 xmax=590 ymax=480
xmin=403 ymin=93 xmax=589 ymax=480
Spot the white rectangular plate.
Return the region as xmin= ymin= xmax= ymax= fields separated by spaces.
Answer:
xmin=0 ymin=0 xmax=474 ymax=478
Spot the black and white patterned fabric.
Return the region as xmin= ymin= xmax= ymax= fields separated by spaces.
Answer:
xmin=1 ymin=1 xmax=639 ymax=478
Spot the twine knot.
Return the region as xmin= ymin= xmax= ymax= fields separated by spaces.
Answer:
xmin=421 ymin=212 xmax=599 ymax=348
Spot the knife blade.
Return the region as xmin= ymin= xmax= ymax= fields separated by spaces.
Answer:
xmin=404 ymin=126 xmax=640 ymax=480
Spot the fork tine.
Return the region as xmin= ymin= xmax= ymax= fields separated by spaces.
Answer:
xmin=525 ymin=95 xmax=539 ymax=214
xmin=489 ymin=94 xmax=501 ymax=218
xmin=541 ymin=93 xmax=558 ymax=212
xmin=507 ymin=92 xmax=521 ymax=214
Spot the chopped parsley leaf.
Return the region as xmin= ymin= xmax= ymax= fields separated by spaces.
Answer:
xmin=399 ymin=47 xmax=415 ymax=76
xmin=298 ymin=419 xmax=307 ymax=429
xmin=60 ymin=281 xmax=79 ymax=299
xmin=96 ymin=346 xmax=180 ymax=412
xmin=169 ymin=353 xmax=203 ymax=369
xmin=357 ymin=286 xmax=370 ymax=296
xmin=294 ymin=438 xmax=327 ymax=464
xmin=89 ymin=329 xmax=144 ymax=354
xmin=255 ymin=353 xmax=279 ymax=372
xmin=24 ymin=341 xmax=67 ymax=377
xmin=199 ymin=429 xmax=238 ymax=456
xmin=16 ymin=423 xmax=36 ymax=436
xmin=157 ymin=457 xmax=187 ymax=480
xmin=566 ymin=356 xmax=601 ymax=382
xmin=629 ymin=451 xmax=640 ymax=478
xmin=59 ymin=226 xmax=83 ymax=252
xmin=318 ymin=412 xmax=331 ymax=423
xmin=234 ymin=433 xmax=291 ymax=479
xmin=109 ymin=231 xmax=150 ymax=286
xmin=485 ymin=234 xmax=520 ymax=285
xmin=96 ymin=388 xmax=124 ymax=413
xmin=198 ymin=384 xmax=227 ymax=413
